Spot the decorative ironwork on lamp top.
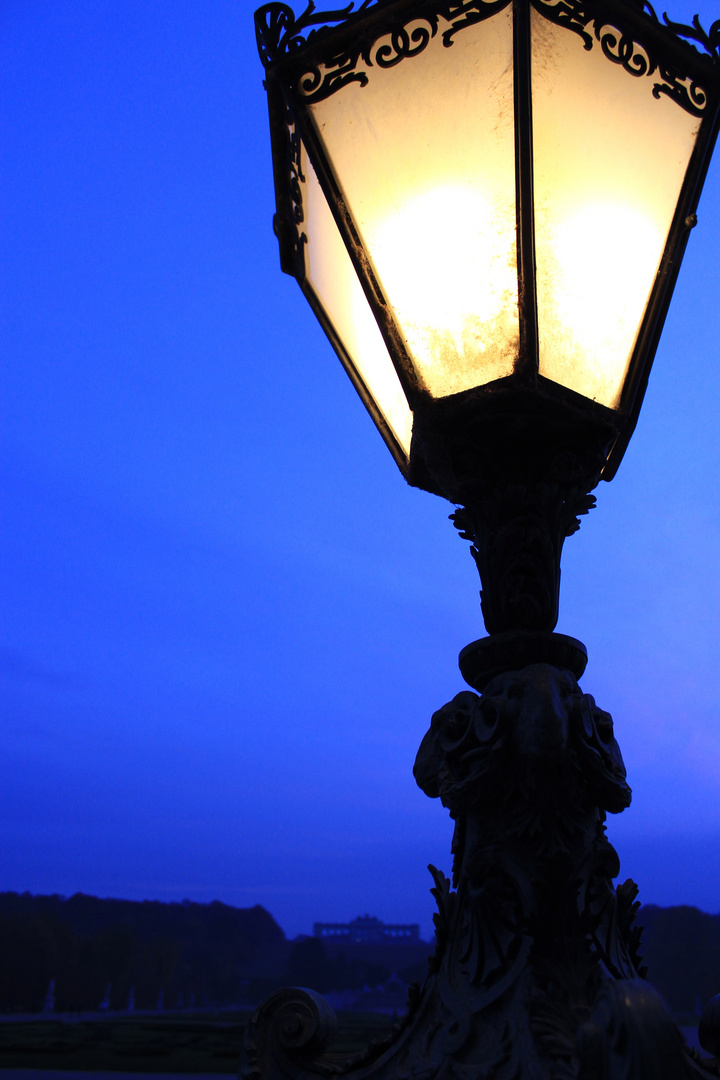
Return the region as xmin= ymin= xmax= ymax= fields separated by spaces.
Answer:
xmin=255 ymin=0 xmax=720 ymax=506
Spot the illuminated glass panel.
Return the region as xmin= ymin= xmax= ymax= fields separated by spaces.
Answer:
xmin=307 ymin=10 xmax=519 ymax=399
xmin=301 ymin=149 xmax=413 ymax=457
xmin=531 ymin=9 xmax=701 ymax=408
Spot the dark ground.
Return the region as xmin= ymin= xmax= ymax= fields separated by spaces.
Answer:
xmin=0 ymin=1013 xmax=395 ymax=1073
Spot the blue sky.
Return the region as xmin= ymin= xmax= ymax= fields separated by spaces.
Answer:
xmin=1 ymin=0 xmax=719 ymax=941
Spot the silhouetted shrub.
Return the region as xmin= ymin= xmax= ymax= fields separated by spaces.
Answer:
xmin=638 ymin=904 xmax=720 ymax=1015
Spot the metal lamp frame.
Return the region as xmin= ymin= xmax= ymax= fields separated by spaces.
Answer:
xmin=256 ymin=0 xmax=720 ymax=482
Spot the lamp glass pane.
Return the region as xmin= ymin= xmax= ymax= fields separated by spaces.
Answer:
xmin=301 ymin=147 xmax=413 ymax=457
xmin=531 ymin=9 xmax=701 ymax=408
xmin=307 ymin=10 xmax=518 ymax=399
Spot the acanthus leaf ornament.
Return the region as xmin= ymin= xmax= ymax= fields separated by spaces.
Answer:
xmin=448 ymin=450 xmax=605 ymax=636
xmin=255 ymin=1 xmax=372 ymax=67
xmin=656 ymin=8 xmax=720 ymax=63
xmin=241 ymin=666 xmax=718 ymax=1079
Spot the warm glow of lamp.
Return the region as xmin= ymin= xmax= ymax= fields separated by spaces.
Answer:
xmin=368 ymin=185 xmax=519 ymax=396
xmin=304 ymin=157 xmax=413 ymax=456
xmin=305 ymin=8 xmax=519 ymax=401
xmin=543 ymin=200 xmax=663 ymax=404
xmin=257 ymin=0 xmax=720 ymax=480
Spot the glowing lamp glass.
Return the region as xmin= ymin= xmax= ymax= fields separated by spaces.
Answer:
xmin=531 ymin=9 xmax=701 ymax=407
xmin=257 ymin=0 xmax=718 ymax=474
xmin=306 ymin=10 xmax=519 ymax=399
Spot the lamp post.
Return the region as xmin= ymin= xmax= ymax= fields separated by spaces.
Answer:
xmin=245 ymin=1 xmax=720 ymax=1077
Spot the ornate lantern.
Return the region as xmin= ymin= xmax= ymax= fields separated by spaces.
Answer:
xmin=255 ymin=0 xmax=720 ymax=677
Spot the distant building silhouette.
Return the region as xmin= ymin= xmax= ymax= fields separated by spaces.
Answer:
xmin=314 ymin=915 xmax=420 ymax=944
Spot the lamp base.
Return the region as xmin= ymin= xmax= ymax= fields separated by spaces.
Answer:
xmin=459 ymin=630 xmax=588 ymax=691
xmin=241 ymin=661 xmax=720 ymax=1080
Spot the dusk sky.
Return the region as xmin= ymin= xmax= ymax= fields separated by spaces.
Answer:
xmin=2 ymin=0 xmax=719 ymax=942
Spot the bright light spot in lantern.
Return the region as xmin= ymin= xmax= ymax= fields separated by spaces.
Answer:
xmin=365 ymin=184 xmax=519 ymax=396
xmin=545 ymin=201 xmax=663 ymax=403
xmin=303 ymin=157 xmax=413 ymax=456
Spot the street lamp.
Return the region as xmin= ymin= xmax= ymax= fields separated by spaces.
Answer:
xmin=246 ymin=1 xmax=720 ymax=1077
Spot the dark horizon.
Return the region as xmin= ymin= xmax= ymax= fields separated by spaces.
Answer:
xmin=2 ymin=890 xmax=719 ymax=1021
xmin=3 ymin=884 xmax=720 ymax=937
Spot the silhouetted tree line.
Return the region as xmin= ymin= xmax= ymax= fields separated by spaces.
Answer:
xmin=0 ymin=892 xmax=286 ymax=1013
xmin=0 ymin=893 xmax=426 ymax=1013
xmin=1 ymin=893 xmax=717 ymax=1015
xmin=637 ymin=904 xmax=720 ymax=1015
xmin=283 ymin=936 xmax=429 ymax=993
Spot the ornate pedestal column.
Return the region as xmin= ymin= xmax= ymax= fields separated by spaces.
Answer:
xmin=240 ymin=409 xmax=720 ymax=1079
xmin=241 ymin=658 xmax=720 ymax=1079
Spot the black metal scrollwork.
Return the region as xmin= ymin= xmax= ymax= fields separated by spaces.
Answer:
xmin=287 ymin=112 xmax=305 ymax=229
xmin=255 ymin=1 xmax=374 ymax=67
xmin=296 ymin=49 xmax=370 ymax=98
xmin=259 ymin=0 xmax=716 ymax=113
xmin=592 ymin=20 xmax=712 ymax=116
xmin=255 ymin=3 xmax=298 ymax=66
xmin=374 ymin=23 xmax=435 ymax=67
xmin=439 ymin=0 xmax=513 ymax=45
xmin=256 ymin=0 xmax=512 ymax=104
xmin=659 ymin=9 xmax=720 ymax=64
xmin=531 ymin=0 xmax=594 ymax=49
xmin=654 ymin=66 xmax=708 ymax=115
xmin=272 ymin=106 xmax=308 ymax=277
xmin=291 ymin=12 xmax=444 ymax=99
xmin=259 ymin=0 xmax=720 ymax=114
xmin=532 ymin=0 xmax=716 ymax=116
xmin=596 ymin=24 xmax=652 ymax=76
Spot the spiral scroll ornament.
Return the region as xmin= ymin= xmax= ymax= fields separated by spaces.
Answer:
xmin=241 ymin=987 xmax=338 ymax=1079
